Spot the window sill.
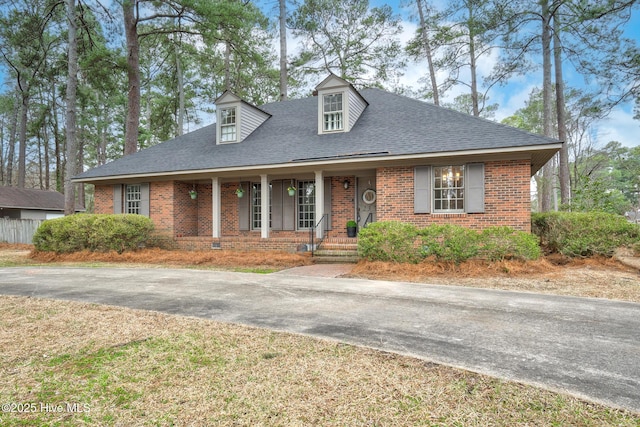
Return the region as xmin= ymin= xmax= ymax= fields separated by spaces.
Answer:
xmin=431 ymin=212 xmax=466 ymax=217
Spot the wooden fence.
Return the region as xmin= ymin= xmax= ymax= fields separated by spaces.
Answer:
xmin=0 ymin=218 xmax=44 ymax=244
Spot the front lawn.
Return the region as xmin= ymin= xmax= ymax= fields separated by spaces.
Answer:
xmin=1 ymin=296 xmax=638 ymax=426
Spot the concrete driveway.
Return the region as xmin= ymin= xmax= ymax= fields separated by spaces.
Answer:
xmin=0 ymin=266 xmax=639 ymax=413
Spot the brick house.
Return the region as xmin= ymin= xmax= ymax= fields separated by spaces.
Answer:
xmin=74 ymin=75 xmax=561 ymax=252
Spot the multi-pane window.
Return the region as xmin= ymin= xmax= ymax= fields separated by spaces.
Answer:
xmin=251 ymin=183 xmax=272 ymax=230
xmin=433 ymin=166 xmax=464 ymax=212
xmin=125 ymin=184 xmax=141 ymax=214
xmin=297 ymin=181 xmax=315 ymax=229
xmin=220 ymin=107 xmax=237 ymax=142
xmin=323 ymin=93 xmax=343 ymax=131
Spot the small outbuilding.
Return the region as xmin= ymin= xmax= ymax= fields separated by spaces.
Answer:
xmin=0 ymin=187 xmax=80 ymax=220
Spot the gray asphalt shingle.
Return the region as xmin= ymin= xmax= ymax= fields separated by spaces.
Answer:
xmin=75 ymin=88 xmax=560 ymax=180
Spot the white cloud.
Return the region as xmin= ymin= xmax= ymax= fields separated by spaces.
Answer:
xmin=594 ymin=107 xmax=640 ymax=148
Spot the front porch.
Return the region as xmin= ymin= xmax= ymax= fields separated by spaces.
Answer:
xmin=165 ymin=170 xmax=377 ymax=248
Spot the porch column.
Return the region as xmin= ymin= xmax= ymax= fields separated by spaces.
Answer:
xmin=260 ymin=174 xmax=269 ymax=239
xmin=211 ymin=177 xmax=221 ymax=239
xmin=315 ymin=170 xmax=324 ymax=239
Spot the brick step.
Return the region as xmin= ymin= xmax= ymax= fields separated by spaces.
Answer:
xmin=313 ymin=255 xmax=359 ymax=264
xmin=312 ymin=249 xmax=359 ymax=264
xmin=318 ymin=243 xmax=359 ymax=251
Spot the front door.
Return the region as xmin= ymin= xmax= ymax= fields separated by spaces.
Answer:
xmin=357 ymin=176 xmax=377 ymax=230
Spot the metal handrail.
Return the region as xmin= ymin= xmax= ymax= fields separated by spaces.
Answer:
xmin=309 ymin=213 xmax=328 ymax=256
xmin=362 ymin=212 xmax=373 ymax=228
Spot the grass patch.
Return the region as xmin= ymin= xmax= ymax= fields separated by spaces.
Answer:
xmin=0 ymin=296 xmax=638 ymax=426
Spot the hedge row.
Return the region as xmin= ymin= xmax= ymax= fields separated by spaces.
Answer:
xmin=532 ymin=211 xmax=640 ymax=257
xmin=357 ymin=222 xmax=541 ymax=264
xmin=33 ymin=214 xmax=154 ymax=254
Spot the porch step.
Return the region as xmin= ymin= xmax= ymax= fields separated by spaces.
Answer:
xmin=312 ymin=249 xmax=359 ymax=264
xmin=318 ymin=240 xmax=358 ymax=251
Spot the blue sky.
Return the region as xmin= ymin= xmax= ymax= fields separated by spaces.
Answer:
xmin=376 ymin=0 xmax=640 ymax=148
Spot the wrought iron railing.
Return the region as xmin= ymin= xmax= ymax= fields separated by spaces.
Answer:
xmin=309 ymin=213 xmax=329 ymax=256
xmin=362 ymin=213 xmax=373 ymax=228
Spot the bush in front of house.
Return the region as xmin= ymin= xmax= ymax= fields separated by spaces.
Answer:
xmin=478 ymin=226 xmax=541 ymax=261
xmin=358 ymin=221 xmax=541 ymax=263
xmin=33 ymin=214 xmax=98 ymax=253
xmin=357 ymin=221 xmax=421 ymax=263
xmin=532 ymin=211 xmax=640 ymax=257
xmin=33 ymin=214 xmax=154 ymax=254
xmin=419 ymin=224 xmax=480 ymax=264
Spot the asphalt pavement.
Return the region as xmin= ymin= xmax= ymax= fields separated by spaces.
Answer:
xmin=0 ymin=266 xmax=639 ymax=413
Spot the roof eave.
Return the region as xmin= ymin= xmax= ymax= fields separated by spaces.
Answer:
xmin=73 ymin=143 xmax=563 ymax=184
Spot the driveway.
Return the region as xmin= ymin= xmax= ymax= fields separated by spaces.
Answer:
xmin=0 ymin=266 xmax=639 ymax=413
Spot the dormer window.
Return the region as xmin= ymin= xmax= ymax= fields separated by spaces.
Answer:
xmin=323 ymin=93 xmax=343 ymax=132
xmin=220 ymin=107 xmax=237 ymax=142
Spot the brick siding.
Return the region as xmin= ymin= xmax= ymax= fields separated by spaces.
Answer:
xmin=91 ymin=160 xmax=532 ymax=250
xmin=376 ymin=160 xmax=532 ymax=232
xmin=93 ymin=185 xmax=113 ymax=214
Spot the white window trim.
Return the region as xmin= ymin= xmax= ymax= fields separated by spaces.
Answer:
xmin=432 ymin=165 xmax=465 ymax=214
xmin=125 ymin=184 xmax=142 ymax=214
xmin=218 ymin=106 xmax=238 ymax=144
xmin=250 ymin=182 xmax=272 ymax=231
xmin=297 ymin=180 xmax=316 ymax=229
xmin=319 ymin=91 xmax=348 ymax=134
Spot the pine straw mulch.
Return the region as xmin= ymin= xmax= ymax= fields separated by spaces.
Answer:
xmin=348 ymin=255 xmax=640 ymax=302
xmin=27 ymin=246 xmax=313 ymax=269
xmin=1 ymin=295 xmax=638 ymax=426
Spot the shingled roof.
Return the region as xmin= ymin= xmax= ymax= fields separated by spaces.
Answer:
xmin=0 ymin=187 xmax=65 ymax=211
xmin=75 ymin=88 xmax=561 ymax=182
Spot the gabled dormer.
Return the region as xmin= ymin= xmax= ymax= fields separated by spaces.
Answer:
xmin=315 ymin=74 xmax=368 ymax=135
xmin=214 ymin=91 xmax=271 ymax=144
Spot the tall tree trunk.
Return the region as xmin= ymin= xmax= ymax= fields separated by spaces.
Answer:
xmin=77 ymin=121 xmax=85 ymax=209
xmin=145 ymin=71 xmax=151 ymax=148
xmin=53 ymin=90 xmax=63 ymax=192
xmin=17 ymin=90 xmax=29 ymax=188
xmin=37 ymin=130 xmax=43 ymax=189
xmin=176 ymin=47 xmax=184 ymax=136
xmin=224 ymin=40 xmax=231 ymax=91
xmin=0 ymin=118 xmax=4 ymax=185
xmin=540 ymin=0 xmax=553 ymax=212
xmin=554 ymin=14 xmax=570 ymax=206
xmin=98 ymin=104 xmax=107 ymax=166
xmin=467 ymin=3 xmax=479 ymax=116
xmin=416 ymin=0 xmax=439 ymax=106
xmin=6 ymin=91 xmax=19 ymax=186
xmin=43 ymin=118 xmax=50 ymax=189
xmin=279 ymin=0 xmax=288 ymax=101
xmin=64 ymin=0 xmax=78 ymax=215
xmin=124 ymin=0 xmax=140 ymax=156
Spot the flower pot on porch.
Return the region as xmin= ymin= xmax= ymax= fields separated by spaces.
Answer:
xmin=189 ymin=191 xmax=197 ymax=199
xmin=287 ymin=186 xmax=296 ymax=197
xmin=346 ymin=220 xmax=357 ymax=238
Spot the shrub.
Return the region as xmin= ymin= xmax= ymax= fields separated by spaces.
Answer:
xmin=419 ymin=224 xmax=480 ymax=264
xmin=33 ymin=214 xmax=154 ymax=254
xmin=478 ymin=226 xmax=541 ymax=261
xmin=532 ymin=211 xmax=640 ymax=257
xmin=357 ymin=221 xmax=421 ymax=263
xmin=32 ymin=215 xmax=98 ymax=253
